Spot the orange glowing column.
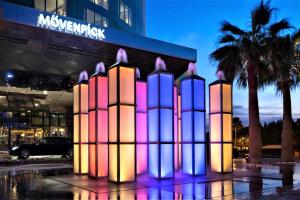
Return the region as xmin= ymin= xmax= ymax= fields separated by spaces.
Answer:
xmin=174 ymin=86 xmax=179 ymax=171
xmin=136 ymin=80 xmax=147 ymax=175
xmin=88 ymin=72 xmax=108 ymax=178
xmin=73 ymin=80 xmax=89 ymax=175
xmin=209 ymin=80 xmax=232 ymax=173
xmin=108 ymin=63 xmax=136 ymax=183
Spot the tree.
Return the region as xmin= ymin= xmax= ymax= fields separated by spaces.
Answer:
xmin=233 ymin=117 xmax=244 ymax=148
xmin=268 ymin=27 xmax=300 ymax=161
xmin=210 ymin=1 xmax=285 ymax=163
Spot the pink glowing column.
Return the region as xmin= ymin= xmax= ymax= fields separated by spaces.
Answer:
xmin=178 ymin=95 xmax=182 ymax=169
xmin=174 ymin=86 xmax=179 ymax=171
xmin=88 ymin=72 xmax=108 ymax=178
xmin=136 ymin=80 xmax=147 ymax=174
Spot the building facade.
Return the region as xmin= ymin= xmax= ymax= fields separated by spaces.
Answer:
xmin=2 ymin=0 xmax=145 ymax=35
xmin=0 ymin=0 xmax=196 ymax=151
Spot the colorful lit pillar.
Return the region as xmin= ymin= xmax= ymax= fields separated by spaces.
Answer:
xmin=73 ymin=71 xmax=89 ymax=175
xmin=136 ymin=68 xmax=148 ymax=175
xmin=108 ymin=49 xmax=136 ymax=183
xmin=88 ymin=62 xmax=108 ymax=178
xmin=178 ymin=94 xmax=182 ymax=169
xmin=148 ymin=57 xmax=174 ymax=179
xmin=174 ymin=86 xmax=179 ymax=171
xmin=181 ymin=63 xmax=206 ymax=175
xmin=209 ymin=72 xmax=233 ymax=173
xmin=208 ymin=180 xmax=233 ymax=198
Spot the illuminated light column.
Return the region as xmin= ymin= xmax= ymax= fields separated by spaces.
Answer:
xmin=148 ymin=57 xmax=174 ymax=179
xmin=181 ymin=63 xmax=206 ymax=175
xmin=208 ymin=180 xmax=233 ymax=198
xmin=88 ymin=62 xmax=108 ymax=178
xmin=108 ymin=48 xmax=136 ymax=183
xmin=136 ymin=68 xmax=148 ymax=175
xmin=178 ymin=94 xmax=182 ymax=169
xmin=209 ymin=71 xmax=233 ymax=173
xmin=174 ymin=86 xmax=179 ymax=171
xmin=73 ymin=71 xmax=89 ymax=175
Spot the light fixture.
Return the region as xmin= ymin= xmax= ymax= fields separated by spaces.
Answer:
xmin=88 ymin=62 xmax=108 ymax=178
xmin=148 ymin=57 xmax=174 ymax=179
xmin=181 ymin=63 xmax=206 ymax=175
xmin=108 ymin=49 xmax=136 ymax=183
xmin=209 ymin=72 xmax=233 ymax=173
xmin=136 ymin=68 xmax=147 ymax=175
xmin=174 ymin=86 xmax=179 ymax=171
xmin=178 ymin=94 xmax=182 ymax=169
xmin=73 ymin=70 xmax=89 ymax=175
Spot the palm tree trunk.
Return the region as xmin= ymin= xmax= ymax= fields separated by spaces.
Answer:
xmin=281 ymin=81 xmax=294 ymax=162
xmin=247 ymin=61 xmax=262 ymax=164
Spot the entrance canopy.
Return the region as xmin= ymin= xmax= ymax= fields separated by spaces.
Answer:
xmin=0 ymin=1 xmax=197 ymax=91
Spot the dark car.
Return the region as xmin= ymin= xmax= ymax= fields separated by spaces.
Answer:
xmin=9 ymin=137 xmax=73 ymax=159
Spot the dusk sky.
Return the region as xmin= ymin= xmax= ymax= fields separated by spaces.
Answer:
xmin=146 ymin=0 xmax=300 ymax=125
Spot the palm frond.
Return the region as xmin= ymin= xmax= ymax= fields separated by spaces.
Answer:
xmin=221 ymin=21 xmax=246 ymax=36
xmin=219 ymin=34 xmax=237 ymax=44
xmin=251 ymin=0 xmax=275 ymax=32
xmin=292 ymin=29 xmax=300 ymax=44
xmin=269 ymin=19 xmax=292 ymax=36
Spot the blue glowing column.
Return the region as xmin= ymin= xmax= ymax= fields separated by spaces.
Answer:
xmin=181 ymin=75 xmax=206 ymax=175
xmin=148 ymin=71 xmax=174 ymax=179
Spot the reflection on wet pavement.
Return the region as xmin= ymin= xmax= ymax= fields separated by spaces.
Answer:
xmin=1 ymin=164 xmax=300 ymax=199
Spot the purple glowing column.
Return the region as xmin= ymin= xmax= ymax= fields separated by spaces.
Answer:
xmin=136 ymin=77 xmax=147 ymax=174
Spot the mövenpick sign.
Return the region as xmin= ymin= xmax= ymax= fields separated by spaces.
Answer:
xmin=37 ymin=14 xmax=106 ymax=40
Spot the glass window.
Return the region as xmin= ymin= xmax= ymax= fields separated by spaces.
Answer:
xmin=34 ymin=0 xmax=45 ymax=11
xmin=34 ymin=0 xmax=66 ymax=16
xmin=119 ymin=1 xmax=132 ymax=26
xmin=95 ymin=12 xmax=108 ymax=27
xmin=86 ymin=8 xmax=94 ymax=23
xmin=90 ymin=0 xmax=108 ymax=10
xmin=57 ymin=0 xmax=66 ymax=16
xmin=85 ymin=9 xmax=108 ymax=27
xmin=46 ymin=0 xmax=56 ymax=13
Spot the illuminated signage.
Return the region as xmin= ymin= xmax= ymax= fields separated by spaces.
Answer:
xmin=37 ymin=14 xmax=106 ymax=40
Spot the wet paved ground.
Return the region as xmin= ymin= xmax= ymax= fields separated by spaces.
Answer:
xmin=1 ymin=163 xmax=300 ymax=199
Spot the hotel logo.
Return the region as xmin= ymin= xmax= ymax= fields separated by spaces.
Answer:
xmin=37 ymin=13 xmax=106 ymax=41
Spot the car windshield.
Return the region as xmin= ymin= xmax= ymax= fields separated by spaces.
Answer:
xmin=36 ymin=138 xmax=47 ymax=144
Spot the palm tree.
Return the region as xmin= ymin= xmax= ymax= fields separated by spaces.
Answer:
xmin=233 ymin=117 xmax=244 ymax=148
xmin=210 ymin=1 xmax=287 ymax=164
xmin=268 ymin=27 xmax=300 ymax=161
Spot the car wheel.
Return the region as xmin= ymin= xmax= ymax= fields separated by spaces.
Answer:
xmin=19 ymin=149 xmax=30 ymax=159
xmin=65 ymin=149 xmax=73 ymax=159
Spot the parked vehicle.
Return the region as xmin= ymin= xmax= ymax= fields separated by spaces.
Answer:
xmin=9 ymin=137 xmax=73 ymax=159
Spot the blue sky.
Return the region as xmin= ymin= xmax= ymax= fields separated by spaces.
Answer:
xmin=146 ymin=0 xmax=300 ymax=125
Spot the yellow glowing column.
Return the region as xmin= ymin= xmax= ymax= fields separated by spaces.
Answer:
xmin=108 ymin=62 xmax=136 ymax=183
xmin=73 ymin=80 xmax=89 ymax=175
xmin=209 ymin=80 xmax=232 ymax=173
